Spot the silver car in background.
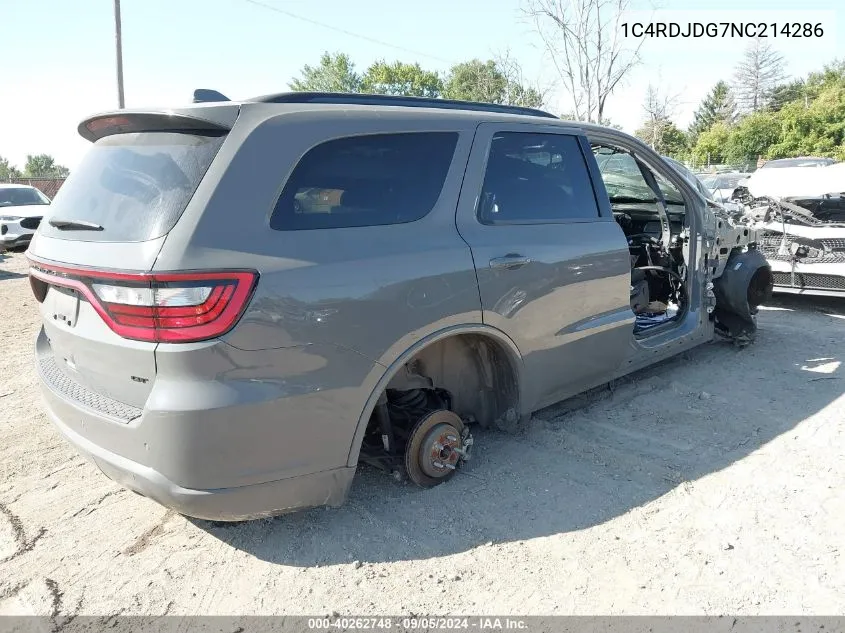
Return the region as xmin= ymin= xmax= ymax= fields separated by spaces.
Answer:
xmin=699 ymin=173 xmax=752 ymax=206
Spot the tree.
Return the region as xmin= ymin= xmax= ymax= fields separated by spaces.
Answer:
xmin=443 ymin=59 xmax=505 ymax=103
xmin=636 ymin=120 xmax=687 ymax=158
xmin=490 ymin=49 xmax=547 ymax=108
xmin=768 ymin=83 xmax=845 ymax=160
xmin=289 ymin=52 xmax=361 ymax=93
xmin=525 ymin=0 xmax=643 ymax=123
xmin=0 ymin=156 xmax=22 ymax=181
xmin=692 ymin=122 xmax=732 ymax=166
xmin=723 ymin=111 xmax=780 ymax=165
xmin=634 ymin=84 xmax=686 ymax=156
xmin=805 ymin=59 xmax=845 ymax=93
xmin=769 ymin=61 xmax=845 ymax=112
xmin=688 ymin=81 xmax=737 ymax=141
xmin=443 ymin=57 xmax=544 ymax=107
xmin=692 ymin=59 xmax=845 ymax=166
xmin=767 ymin=78 xmax=806 ymax=112
xmin=361 ymin=60 xmax=442 ymax=98
xmin=733 ymin=38 xmax=786 ymax=113
xmin=23 ymin=154 xmax=69 ymax=178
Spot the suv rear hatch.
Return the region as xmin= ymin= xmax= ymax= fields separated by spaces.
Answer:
xmin=28 ymin=107 xmax=244 ymax=413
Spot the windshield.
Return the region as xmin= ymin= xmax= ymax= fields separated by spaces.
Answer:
xmin=659 ymin=156 xmax=707 ymax=202
xmin=593 ymin=148 xmax=685 ymax=205
xmin=37 ymin=131 xmax=225 ymax=242
xmin=701 ymin=174 xmax=746 ymax=189
xmin=0 ymin=187 xmax=50 ymax=207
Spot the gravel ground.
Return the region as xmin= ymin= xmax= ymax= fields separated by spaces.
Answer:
xmin=1 ymin=249 xmax=844 ymax=619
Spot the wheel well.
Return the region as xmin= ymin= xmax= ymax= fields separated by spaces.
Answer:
xmin=371 ymin=332 xmax=521 ymax=435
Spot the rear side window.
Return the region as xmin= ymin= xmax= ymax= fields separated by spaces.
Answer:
xmin=270 ymin=132 xmax=459 ymax=231
xmin=38 ymin=132 xmax=224 ymax=242
xmin=478 ymin=132 xmax=600 ymax=224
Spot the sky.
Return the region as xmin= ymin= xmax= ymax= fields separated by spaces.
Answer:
xmin=1 ymin=0 xmax=842 ymax=172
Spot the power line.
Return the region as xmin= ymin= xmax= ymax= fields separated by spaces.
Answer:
xmin=240 ymin=0 xmax=453 ymax=65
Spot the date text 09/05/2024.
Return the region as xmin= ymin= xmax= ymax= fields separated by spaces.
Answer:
xmin=307 ymin=618 xmax=528 ymax=631
xmin=622 ymin=22 xmax=824 ymax=38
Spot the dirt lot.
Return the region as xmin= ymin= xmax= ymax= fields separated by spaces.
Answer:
xmin=1 ymin=248 xmax=843 ymax=618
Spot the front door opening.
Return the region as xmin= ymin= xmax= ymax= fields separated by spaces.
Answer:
xmin=592 ymin=145 xmax=690 ymax=335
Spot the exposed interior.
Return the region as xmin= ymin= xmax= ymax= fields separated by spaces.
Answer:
xmin=592 ymin=144 xmax=690 ymax=334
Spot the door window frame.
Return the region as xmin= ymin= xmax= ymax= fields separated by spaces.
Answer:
xmin=459 ymin=122 xmax=617 ymax=228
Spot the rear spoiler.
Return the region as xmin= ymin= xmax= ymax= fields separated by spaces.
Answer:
xmin=78 ymin=111 xmax=233 ymax=142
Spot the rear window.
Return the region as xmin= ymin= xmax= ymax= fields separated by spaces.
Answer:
xmin=0 ymin=187 xmax=50 ymax=207
xmin=38 ymin=132 xmax=224 ymax=242
xmin=270 ymin=132 xmax=459 ymax=230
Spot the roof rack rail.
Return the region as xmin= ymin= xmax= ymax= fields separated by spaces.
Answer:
xmin=246 ymin=91 xmax=558 ymax=119
xmin=193 ymin=89 xmax=230 ymax=103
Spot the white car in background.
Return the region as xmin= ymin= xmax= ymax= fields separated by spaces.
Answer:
xmin=699 ymin=172 xmax=751 ymax=205
xmin=758 ymin=157 xmax=836 ymax=169
xmin=0 ymin=184 xmax=51 ymax=251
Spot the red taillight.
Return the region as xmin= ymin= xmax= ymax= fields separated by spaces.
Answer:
xmin=27 ymin=257 xmax=258 ymax=343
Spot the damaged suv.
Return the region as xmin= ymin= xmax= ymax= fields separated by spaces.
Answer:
xmin=27 ymin=92 xmax=772 ymax=521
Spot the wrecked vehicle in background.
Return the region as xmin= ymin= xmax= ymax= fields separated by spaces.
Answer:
xmin=732 ymin=163 xmax=845 ymax=297
xmin=661 ymin=158 xmax=745 ymax=215
xmin=758 ymin=157 xmax=837 ymax=170
xmin=700 ymin=172 xmax=752 ymax=206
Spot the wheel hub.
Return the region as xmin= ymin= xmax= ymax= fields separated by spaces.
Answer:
xmin=403 ymin=409 xmax=472 ymax=487
xmin=420 ymin=424 xmax=462 ymax=478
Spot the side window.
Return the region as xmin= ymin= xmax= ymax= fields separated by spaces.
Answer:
xmin=270 ymin=132 xmax=459 ymax=231
xmin=593 ymin=146 xmax=686 ymax=209
xmin=477 ymin=132 xmax=600 ymax=224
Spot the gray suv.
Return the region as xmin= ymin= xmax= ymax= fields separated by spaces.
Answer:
xmin=27 ymin=92 xmax=772 ymax=521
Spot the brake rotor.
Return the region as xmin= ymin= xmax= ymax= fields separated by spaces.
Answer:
xmin=404 ymin=409 xmax=466 ymax=488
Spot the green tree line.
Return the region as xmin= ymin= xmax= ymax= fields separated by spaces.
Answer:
xmin=633 ymin=43 xmax=845 ymax=167
xmin=288 ymin=52 xmax=545 ymax=108
xmin=692 ymin=61 xmax=845 ymax=167
xmin=0 ymin=154 xmax=70 ymax=180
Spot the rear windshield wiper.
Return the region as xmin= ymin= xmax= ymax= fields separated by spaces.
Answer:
xmin=48 ymin=218 xmax=104 ymax=231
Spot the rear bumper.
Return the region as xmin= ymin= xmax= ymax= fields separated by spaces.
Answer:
xmin=40 ymin=391 xmax=355 ymax=521
xmin=34 ymin=327 xmax=371 ymax=521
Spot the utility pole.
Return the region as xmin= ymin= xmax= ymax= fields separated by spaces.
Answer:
xmin=114 ymin=0 xmax=125 ymax=108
